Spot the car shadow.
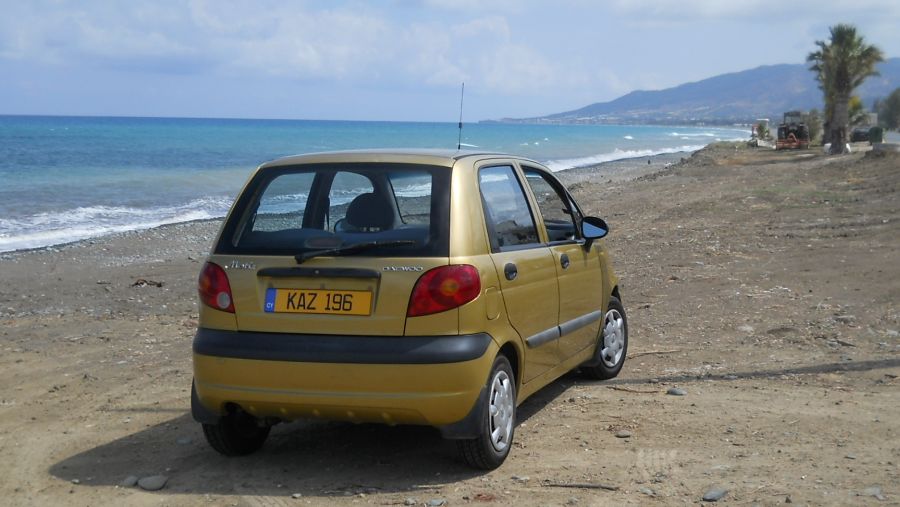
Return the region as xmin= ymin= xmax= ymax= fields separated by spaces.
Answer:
xmin=49 ymin=415 xmax=483 ymax=497
xmin=48 ymin=380 xmax=574 ymax=498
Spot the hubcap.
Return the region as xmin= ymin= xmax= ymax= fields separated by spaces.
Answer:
xmin=601 ymin=309 xmax=625 ymax=368
xmin=488 ymin=369 xmax=514 ymax=453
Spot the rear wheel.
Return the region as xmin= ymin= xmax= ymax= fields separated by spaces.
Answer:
xmin=582 ymin=296 xmax=628 ymax=380
xmin=457 ymin=355 xmax=516 ymax=469
xmin=202 ymin=408 xmax=271 ymax=456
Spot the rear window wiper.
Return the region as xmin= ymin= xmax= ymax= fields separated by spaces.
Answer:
xmin=295 ymin=240 xmax=418 ymax=264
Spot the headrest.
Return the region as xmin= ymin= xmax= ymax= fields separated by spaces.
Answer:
xmin=345 ymin=193 xmax=393 ymax=231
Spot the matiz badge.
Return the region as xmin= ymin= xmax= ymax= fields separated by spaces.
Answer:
xmin=226 ymin=260 xmax=256 ymax=270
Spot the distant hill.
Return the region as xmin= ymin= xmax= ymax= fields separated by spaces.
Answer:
xmin=500 ymin=58 xmax=900 ymax=125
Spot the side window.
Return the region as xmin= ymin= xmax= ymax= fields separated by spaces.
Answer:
xmin=523 ymin=167 xmax=579 ymax=242
xmin=479 ymin=165 xmax=540 ymax=251
xmin=389 ymin=172 xmax=432 ymax=225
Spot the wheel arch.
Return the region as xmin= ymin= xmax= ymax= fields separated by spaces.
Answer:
xmin=611 ymin=285 xmax=622 ymax=304
xmin=498 ymin=341 xmax=521 ymax=391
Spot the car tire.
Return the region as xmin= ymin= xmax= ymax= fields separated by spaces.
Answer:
xmin=457 ymin=355 xmax=516 ymax=470
xmin=202 ymin=409 xmax=271 ymax=456
xmin=582 ymin=296 xmax=628 ymax=380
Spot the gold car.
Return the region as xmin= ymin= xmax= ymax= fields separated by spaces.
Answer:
xmin=192 ymin=149 xmax=627 ymax=469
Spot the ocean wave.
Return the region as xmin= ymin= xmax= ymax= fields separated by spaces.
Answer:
xmin=669 ymin=131 xmax=718 ymax=137
xmin=544 ymin=145 xmax=705 ymax=172
xmin=0 ymin=197 xmax=232 ymax=252
xmin=623 ymin=135 xmax=634 ymax=140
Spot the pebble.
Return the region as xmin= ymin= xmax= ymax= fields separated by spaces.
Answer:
xmin=702 ymin=487 xmax=728 ymax=502
xmin=861 ymin=486 xmax=885 ymax=500
xmin=566 ymin=497 xmax=579 ymax=505
xmin=638 ymin=487 xmax=655 ymax=496
xmin=403 ymin=498 xmax=417 ymax=506
xmin=137 ymin=475 xmax=168 ymax=491
xmin=291 ymin=493 xmax=303 ymax=499
xmin=845 ymin=454 xmax=857 ymax=460
xmin=667 ymin=387 xmax=687 ymax=396
xmin=70 ymin=479 xmax=80 ymax=485
xmin=615 ymin=430 xmax=632 ymax=438
xmin=737 ymin=325 xmax=755 ymax=333
xmin=120 ymin=475 xmax=139 ymax=487
xmin=511 ymin=474 xmax=530 ymax=483
xmin=427 ymin=499 xmax=447 ymax=507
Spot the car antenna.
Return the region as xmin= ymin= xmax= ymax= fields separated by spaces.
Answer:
xmin=457 ymin=82 xmax=465 ymax=150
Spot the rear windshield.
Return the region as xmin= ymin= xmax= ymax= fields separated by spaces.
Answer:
xmin=215 ymin=163 xmax=450 ymax=257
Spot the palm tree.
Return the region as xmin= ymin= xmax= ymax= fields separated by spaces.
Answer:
xmin=807 ymin=24 xmax=884 ymax=154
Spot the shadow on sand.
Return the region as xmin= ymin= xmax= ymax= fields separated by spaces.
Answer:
xmin=48 ymin=357 xmax=898 ymax=498
xmin=47 ymin=376 xmax=572 ymax=499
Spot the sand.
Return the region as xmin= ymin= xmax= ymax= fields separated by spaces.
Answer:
xmin=1 ymin=142 xmax=898 ymax=506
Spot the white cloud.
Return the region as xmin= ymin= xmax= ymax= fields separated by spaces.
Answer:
xmin=609 ymin=0 xmax=900 ymax=21
xmin=0 ymin=1 xmax=585 ymax=96
xmin=2 ymin=1 xmax=897 ymax=120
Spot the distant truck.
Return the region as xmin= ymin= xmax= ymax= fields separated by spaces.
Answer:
xmin=775 ymin=111 xmax=810 ymax=150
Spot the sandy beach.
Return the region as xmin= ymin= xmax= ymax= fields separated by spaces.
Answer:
xmin=1 ymin=143 xmax=898 ymax=505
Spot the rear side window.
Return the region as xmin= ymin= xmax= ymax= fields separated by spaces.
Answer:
xmin=479 ymin=165 xmax=540 ymax=251
xmin=216 ymin=163 xmax=450 ymax=257
xmin=251 ymin=173 xmax=316 ymax=232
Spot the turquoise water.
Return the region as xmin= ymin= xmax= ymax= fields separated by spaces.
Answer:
xmin=0 ymin=115 xmax=747 ymax=252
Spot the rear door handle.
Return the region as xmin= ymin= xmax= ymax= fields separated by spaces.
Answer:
xmin=504 ymin=262 xmax=518 ymax=281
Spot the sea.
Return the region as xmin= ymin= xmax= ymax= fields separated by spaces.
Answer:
xmin=0 ymin=115 xmax=748 ymax=253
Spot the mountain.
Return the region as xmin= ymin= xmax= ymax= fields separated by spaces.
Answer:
xmin=503 ymin=58 xmax=900 ymax=125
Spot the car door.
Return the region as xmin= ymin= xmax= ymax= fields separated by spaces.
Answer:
xmin=520 ymin=165 xmax=604 ymax=360
xmin=478 ymin=164 xmax=560 ymax=383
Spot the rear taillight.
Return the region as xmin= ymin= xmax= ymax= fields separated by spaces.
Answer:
xmin=199 ymin=262 xmax=235 ymax=313
xmin=407 ymin=265 xmax=481 ymax=317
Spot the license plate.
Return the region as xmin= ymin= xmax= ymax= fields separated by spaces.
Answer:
xmin=264 ymin=288 xmax=372 ymax=316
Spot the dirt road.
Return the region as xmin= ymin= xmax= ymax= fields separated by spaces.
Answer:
xmin=1 ymin=144 xmax=897 ymax=506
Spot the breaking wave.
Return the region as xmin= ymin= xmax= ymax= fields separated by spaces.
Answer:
xmin=0 ymin=197 xmax=233 ymax=252
xmin=543 ymin=145 xmax=704 ymax=172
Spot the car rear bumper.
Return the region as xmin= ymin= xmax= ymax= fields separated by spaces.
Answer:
xmin=192 ymin=328 xmax=497 ymax=431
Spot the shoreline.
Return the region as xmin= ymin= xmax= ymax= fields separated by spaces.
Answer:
xmin=0 ymin=149 xmax=700 ymax=258
xmin=557 ymin=150 xmax=691 ymax=184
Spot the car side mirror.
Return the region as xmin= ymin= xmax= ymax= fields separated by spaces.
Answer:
xmin=581 ymin=216 xmax=609 ymax=241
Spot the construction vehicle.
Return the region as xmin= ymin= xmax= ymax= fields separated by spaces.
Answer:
xmin=775 ymin=111 xmax=810 ymax=150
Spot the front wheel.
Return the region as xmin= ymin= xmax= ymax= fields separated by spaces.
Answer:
xmin=457 ymin=355 xmax=516 ymax=469
xmin=202 ymin=409 xmax=271 ymax=456
xmin=582 ymin=296 xmax=628 ymax=380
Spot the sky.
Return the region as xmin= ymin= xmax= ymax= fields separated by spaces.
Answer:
xmin=1 ymin=0 xmax=898 ymax=122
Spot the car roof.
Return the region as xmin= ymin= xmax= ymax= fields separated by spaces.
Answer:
xmin=258 ymin=149 xmax=544 ymax=170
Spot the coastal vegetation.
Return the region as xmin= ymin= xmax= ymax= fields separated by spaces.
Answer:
xmin=847 ymin=96 xmax=869 ymax=127
xmin=875 ymin=87 xmax=900 ymax=130
xmin=804 ymin=109 xmax=823 ymax=144
xmin=807 ymin=24 xmax=884 ymax=154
